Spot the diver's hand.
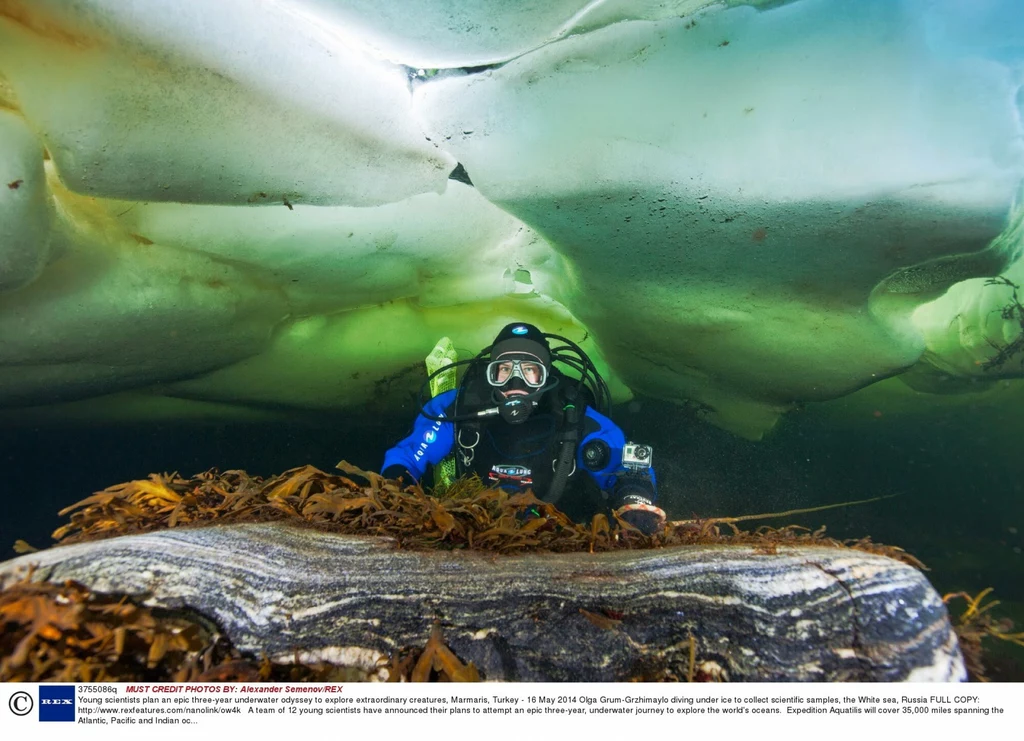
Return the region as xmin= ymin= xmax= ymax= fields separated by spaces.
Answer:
xmin=613 ymin=494 xmax=666 ymax=535
xmin=380 ymin=465 xmax=412 ymax=484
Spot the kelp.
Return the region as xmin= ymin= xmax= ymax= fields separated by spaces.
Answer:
xmin=0 ymin=568 xmax=235 ymax=682
xmin=10 ymin=462 xmax=1009 ymax=682
xmin=383 ymin=623 xmax=480 ymax=683
xmin=943 ymin=588 xmax=1024 ymax=682
xmin=0 ymin=571 xmax=477 ymax=683
xmin=48 ymin=461 xmax=922 ymax=567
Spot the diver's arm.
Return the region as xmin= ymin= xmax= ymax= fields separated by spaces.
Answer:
xmin=578 ymin=407 xmax=664 ymax=533
xmin=577 ymin=407 xmax=658 ymax=496
xmin=381 ymin=390 xmax=457 ymax=483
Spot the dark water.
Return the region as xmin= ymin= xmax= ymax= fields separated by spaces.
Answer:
xmin=3 ymin=387 xmax=1022 ymax=680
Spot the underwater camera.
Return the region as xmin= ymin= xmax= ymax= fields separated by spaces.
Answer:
xmin=622 ymin=443 xmax=653 ymax=470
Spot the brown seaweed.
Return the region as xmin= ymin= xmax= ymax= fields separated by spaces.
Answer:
xmin=10 ymin=460 xmax=1015 ymax=683
xmin=943 ymin=588 xmax=1024 ymax=682
xmin=0 ymin=569 xmax=223 ymax=682
xmin=45 ymin=461 xmax=924 ymax=568
xmin=0 ymin=572 xmax=478 ymax=683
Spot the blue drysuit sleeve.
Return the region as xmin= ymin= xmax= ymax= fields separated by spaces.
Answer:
xmin=577 ymin=406 xmax=658 ymax=502
xmin=382 ymin=390 xmax=457 ymax=482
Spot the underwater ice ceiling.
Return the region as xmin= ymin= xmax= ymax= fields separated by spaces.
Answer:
xmin=1 ymin=0 xmax=1024 ymax=438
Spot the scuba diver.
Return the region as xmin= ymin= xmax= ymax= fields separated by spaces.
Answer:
xmin=382 ymin=322 xmax=666 ymax=534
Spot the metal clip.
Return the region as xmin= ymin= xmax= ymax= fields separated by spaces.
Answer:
xmin=457 ymin=428 xmax=480 ymax=467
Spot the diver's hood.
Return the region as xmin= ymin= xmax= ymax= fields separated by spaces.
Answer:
xmin=489 ymin=323 xmax=551 ymax=370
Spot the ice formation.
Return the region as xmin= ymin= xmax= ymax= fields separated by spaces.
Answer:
xmin=1 ymin=0 xmax=1022 ymax=436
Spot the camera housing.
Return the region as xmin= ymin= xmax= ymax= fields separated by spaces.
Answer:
xmin=622 ymin=442 xmax=653 ymax=470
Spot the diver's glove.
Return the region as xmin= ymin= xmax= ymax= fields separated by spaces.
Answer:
xmin=606 ymin=468 xmax=664 ymax=534
xmin=612 ymin=487 xmax=666 ymax=535
xmin=381 ymin=464 xmax=413 ymax=483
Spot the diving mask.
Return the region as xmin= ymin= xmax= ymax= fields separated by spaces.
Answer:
xmin=485 ymin=356 xmax=548 ymax=389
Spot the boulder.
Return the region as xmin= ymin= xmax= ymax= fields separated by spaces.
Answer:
xmin=0 ymin=522 xmax=965 ymax=682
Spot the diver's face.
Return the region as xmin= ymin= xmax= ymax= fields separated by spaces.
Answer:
xmin=487 ymin=356 xmax=547 ymax=397
xmin=494 ymin=361 xmax=543 ymax=389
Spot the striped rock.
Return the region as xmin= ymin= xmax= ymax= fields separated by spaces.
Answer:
xmin=0 ymin=523 xmax=965 ymax=682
